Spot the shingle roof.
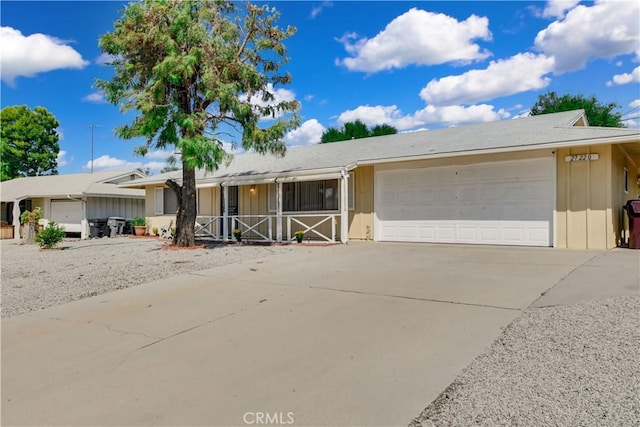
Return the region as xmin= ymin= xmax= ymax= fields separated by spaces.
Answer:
xmin=0 ymin=170 xmax=145 ymax=202
xmin=121 ymin=110 xmax=640 ymax=188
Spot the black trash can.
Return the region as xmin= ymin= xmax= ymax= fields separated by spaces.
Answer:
xmin=88 ymin=218 xmax=107 ymax=238
xmin=624 ymin=200 xmax=640 ymax=249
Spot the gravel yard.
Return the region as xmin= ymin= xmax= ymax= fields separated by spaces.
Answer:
xmin=1 ymin=237 xmax=298 ymax=318
xmin=411 ymin=295 xmax=640 ymax=427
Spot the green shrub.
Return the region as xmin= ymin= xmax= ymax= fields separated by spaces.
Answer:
xmin=35 ymin=221 xmax=66 ymax=249
xmin=20 ymin=207 xmax=42 ymax=224
xmin=131 ymin=216 xmax=146 ymax=226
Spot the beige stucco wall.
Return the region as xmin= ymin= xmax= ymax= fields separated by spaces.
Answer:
xmin=348 ymin=166 xmax=374 ymax=240
xmin=556 ymin=145 xmax=611 ymax=249
xmin=555 ymin=144 xmax=638 ymax=249
xmin=611 ymin=145 xmax=639 ymax=246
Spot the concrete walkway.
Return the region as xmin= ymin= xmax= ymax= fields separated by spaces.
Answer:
xmin=2 ymin=242 xmax=637 ymax=426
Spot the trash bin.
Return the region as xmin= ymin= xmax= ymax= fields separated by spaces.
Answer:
xmin=88 ymin=218 xmax=107 ymax=238
xmin=625 ymin=200 xmax=640 ymax=249
xmin=124 ymin=218 xmax=134 ymax=235
xmin=106 ymin=217 xmax=126 ymax=237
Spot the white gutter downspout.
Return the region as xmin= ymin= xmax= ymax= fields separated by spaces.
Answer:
xmin=275 ymin=178 xmax=283 ymax=243
xmin=340 ymin=169 xmax=349 ymax=244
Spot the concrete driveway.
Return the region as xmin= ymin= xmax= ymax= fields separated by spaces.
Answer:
xmin=2 ymin=242 xmax=636 ymax=426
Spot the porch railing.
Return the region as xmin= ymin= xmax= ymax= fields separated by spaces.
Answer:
xmin=286 ymin=214 xmax=337 ymax=243
xmin=194 ymin=213 xmax=338 ymax=243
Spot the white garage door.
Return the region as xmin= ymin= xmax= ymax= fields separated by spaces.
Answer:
xmin=50 ymin=200 xmax=83 ymax=232
xmin=375 ymin=158 xmax=555 ymax=247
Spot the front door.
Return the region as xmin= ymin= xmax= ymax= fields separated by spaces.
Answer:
xmin=220 ymin=186 xmax=238 ymax=236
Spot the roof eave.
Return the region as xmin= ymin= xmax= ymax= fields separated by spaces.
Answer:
xmin=357 ymin=133 xmax=640 ymax=166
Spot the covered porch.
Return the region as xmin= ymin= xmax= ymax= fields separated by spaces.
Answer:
xmin=194 ymin=169 xmax=352 ymax=244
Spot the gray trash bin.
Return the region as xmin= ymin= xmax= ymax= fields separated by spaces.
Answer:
xmin=106 ymin=217 xmax=126 ymax=237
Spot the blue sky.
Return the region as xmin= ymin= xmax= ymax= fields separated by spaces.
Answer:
xmin=1 ymin=0 xmax=639 ymax=174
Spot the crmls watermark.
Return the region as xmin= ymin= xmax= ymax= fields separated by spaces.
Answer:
xmin=243 ymin=411 xmax=295 ymax=425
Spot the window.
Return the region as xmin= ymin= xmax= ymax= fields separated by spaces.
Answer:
xmin=269 ymin=180 xmax=340 ymax=212
xmin=624 ymin=167 xmax=629 ymax=193
xmin=154 ymin=187 xmax=178 ymax=214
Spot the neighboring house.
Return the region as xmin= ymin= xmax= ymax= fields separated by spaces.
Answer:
xmin=1 ymin=170 xmax=146 ymax=240
xmin=120 ymin=110 xmax=640 ymax=249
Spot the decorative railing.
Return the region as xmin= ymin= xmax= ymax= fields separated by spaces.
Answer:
xmin=286 ymin=214 xmax=337 ymax=243
xmin=194 ymin=213 xmax=338 ymax=243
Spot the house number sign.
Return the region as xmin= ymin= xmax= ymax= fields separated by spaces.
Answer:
xmin=564 ymin=153 xmax=599 ymax=162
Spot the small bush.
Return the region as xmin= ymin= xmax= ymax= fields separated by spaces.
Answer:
xmin=20 ymin=207 xmax=42 ymax=224
xmin=131 ymin=216 xmax=146 ymax=226
xmin=35 ymin=221 xmax=66 ymax=249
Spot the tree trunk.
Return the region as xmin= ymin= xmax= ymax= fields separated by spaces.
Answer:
xmin=170 ymin=167 xmax=197 ymax=247
xmin=21 ymin=222 xmax=38 ymax=245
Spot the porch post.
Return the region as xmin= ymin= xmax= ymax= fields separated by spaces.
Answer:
xmin=222 ymin=184 xmax=229 ymax=241
xmin=276 ymin=180 xmax=283 ymax=242
xmin=80 ymin=199 xmax=89 ymax=240
xmin=12 ymin=199 xmax=21 ymax=241
xmin=340 ymin=171 xmax=349 ymax=244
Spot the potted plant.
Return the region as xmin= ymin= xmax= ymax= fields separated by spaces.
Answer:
xmin=131 ymin=216 xmax=147 ymax=236
xmin=152 ymin=226 xmax=159 ymax=236
xmin=294 ymin=230 xmax=305 ymax=243
xmin=233 ymin=228 xmax=242 ymax=242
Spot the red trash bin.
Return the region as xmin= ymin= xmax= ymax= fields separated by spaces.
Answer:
xmin=625 ymin=200 xmax=640 ymax=249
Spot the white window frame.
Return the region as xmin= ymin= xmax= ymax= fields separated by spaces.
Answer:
xmin=155 ymin=187 xmax=180 ymax=215
xmin=269 ymin=180 xmax=341 ymax=213
xmin=154 ymin=187 xmax=164 ymax=215
xmin=624 ymin=167 xmax=629 ymax=193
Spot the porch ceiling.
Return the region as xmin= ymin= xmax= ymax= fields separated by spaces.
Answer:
xmin=621 ymin=142 xmax=640 ymax=172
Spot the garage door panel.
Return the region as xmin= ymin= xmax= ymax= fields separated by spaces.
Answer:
xmin=50 ymin=200 xmax=82 ymax=233
xmin=375 ymin=158 xmax=554 ymax=247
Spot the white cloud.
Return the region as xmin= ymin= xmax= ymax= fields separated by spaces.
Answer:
xmin=413 ymin=104 xmax=511 ymax=126
xmin=337 ymin=8 xmax=492 ymax=72
xmin=95 ymin=52 xmax=120 ymax=65
xmin=629 ymin=99 xmax=640 ymax=109
xmin=241 ymin=83 xmax=296 ymax=120
xmin=82 ymin=91 xmax=107 ymax=103
xmin=606 ymin=66 xmax=640 ymax=86
xmin=0 ymin=26 xmax=89 ymax=85
xmin=84 ymin=155 xmax=165 ymax=173
xmin=310 ymin=1 xmax=332 ymax=19
xmin=420 ymin=53 xmax=555 ymax=106
xmin=535 ymin=0 xmax=640 ymax=74
xmin=56 ymin=150 xmax=69 ymax=168
xmin=144 ymin=149 xmax=176 ymax=160
xmin=337 ymin=104 xmax=510 ymax=130
xmin=285 ymin=119 xmax=326 ymax=146
xmin=338 ymin=105 xmax=418 ymax=130
xmin=540 ymin=0 xmax=581 ymax=19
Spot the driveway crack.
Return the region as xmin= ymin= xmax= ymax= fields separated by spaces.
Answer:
xmin=309 ymin=286 xmax=521 ymax=311
xmin=28 ymin=314 xmax=163 ymax=340
xmin=529 ymin=252 xmax=602 ymax=308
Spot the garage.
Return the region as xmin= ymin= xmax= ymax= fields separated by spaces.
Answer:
xmin=50 ymin=200 xmax=83 ymax=233
xmin=374 ymin=157 xmax=555 ymax=247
